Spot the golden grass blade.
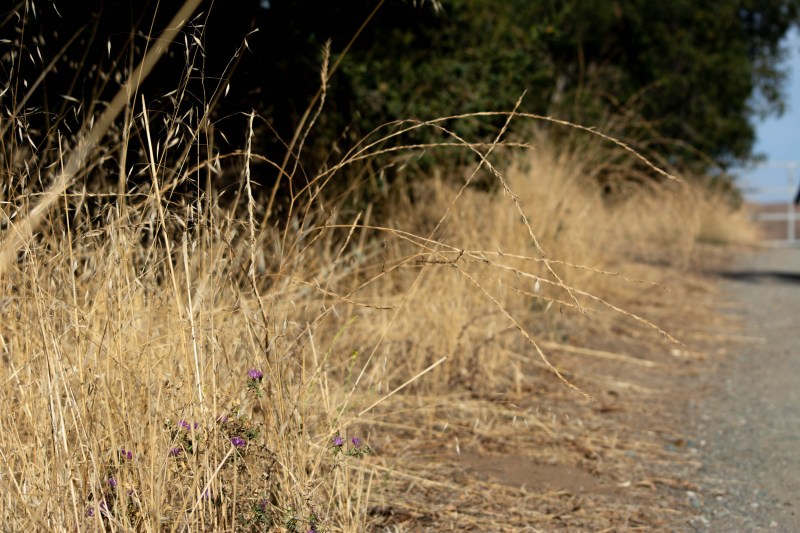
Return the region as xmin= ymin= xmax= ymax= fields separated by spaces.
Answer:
xmin=355 ymin=356 xmax=448 ymax=419
xmin=538 ymin=341 xmax=661 ymax=368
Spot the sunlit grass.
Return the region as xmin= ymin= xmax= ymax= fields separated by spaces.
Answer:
xmin=0 ymin=2 xmax=756 ymax=531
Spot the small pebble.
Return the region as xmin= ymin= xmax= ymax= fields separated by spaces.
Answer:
xmin=687 ymin=491 xmax=702 ymax=509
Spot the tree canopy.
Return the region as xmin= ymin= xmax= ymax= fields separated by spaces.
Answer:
xmin=4 ymin=0 xmax=799 ymax=185
xmin=335 ymin=0 xmax=800 ymax=171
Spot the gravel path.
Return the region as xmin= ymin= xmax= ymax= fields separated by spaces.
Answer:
xmin=692 ymin=248 xmax=800 ymax=532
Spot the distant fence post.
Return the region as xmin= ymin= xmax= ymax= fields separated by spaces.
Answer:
xmin=788 ymin=163 xmax=797 ymax=243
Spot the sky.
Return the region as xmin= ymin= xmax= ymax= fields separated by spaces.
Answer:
xmin=740 ymin=28 xmax=800 ymax=203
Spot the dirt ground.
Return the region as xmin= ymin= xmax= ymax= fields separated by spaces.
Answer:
xmin=367 ymin=245 xmax=800 ymax=532
xmin=688 ymin=247 xmax=800 ymax=532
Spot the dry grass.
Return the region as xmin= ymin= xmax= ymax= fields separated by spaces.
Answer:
xmin=0 ymin=5 xmax=757 ymax=532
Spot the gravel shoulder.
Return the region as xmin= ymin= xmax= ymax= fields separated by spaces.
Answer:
xmin=691 ymin=247 xmax=800 ymax=531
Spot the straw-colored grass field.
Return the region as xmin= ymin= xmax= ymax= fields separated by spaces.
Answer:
xmin=0 ymin=131 xmax=757 ymax=531
xmin=0 ymin=3 xmax=759 ymax=531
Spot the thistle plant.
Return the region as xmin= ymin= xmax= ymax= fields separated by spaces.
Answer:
xmin=247 ymin=368 xmax=265 ymax=398
xmin=331 ymin=434 xmax=372 ymax=459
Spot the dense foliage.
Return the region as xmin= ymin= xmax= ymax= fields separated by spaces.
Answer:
xmin=3 ymin=0 xmax=799 ymax=194
xmin=337 ymin=0 xmax=800 ymax=171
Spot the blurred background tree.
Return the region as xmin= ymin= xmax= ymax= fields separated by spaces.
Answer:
xmin=3 ymin=0 xmax=799 ymax=202
xmin=335 ymin=0 xmax=800 ymax=174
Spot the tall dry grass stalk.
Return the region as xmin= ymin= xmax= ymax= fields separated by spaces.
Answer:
xmin=0 ymin=6 xmax=756 ymax=531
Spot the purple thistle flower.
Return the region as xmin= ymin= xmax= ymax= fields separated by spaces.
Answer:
xmin=108 ymin=477 xmax=118 ymax=488
xmin=247 ymin=368 xmax=263 ymax=380
xmin=179 ymin=420 xmax=199 ymax=431
xmin=332 ymin=436 xmax=344 ymax=447
xmin=169 ymin=446 xmax=182 ymax=457
xmin=351 ymin=437 xmax=362 ymax=448
xmin=86 ymin=506 xmax=95 ymax=517
xmin=231 ymin=436 xmax=247 ymax=448
xmin=119 ymin=448 xmax=133 ymax=461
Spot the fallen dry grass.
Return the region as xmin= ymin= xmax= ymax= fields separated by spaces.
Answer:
xmin=357 ymin=250 xmax=737 ymax=531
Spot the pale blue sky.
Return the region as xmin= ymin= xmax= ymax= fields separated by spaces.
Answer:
xmin=741 ymin=28 xmax=800 ymax=203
